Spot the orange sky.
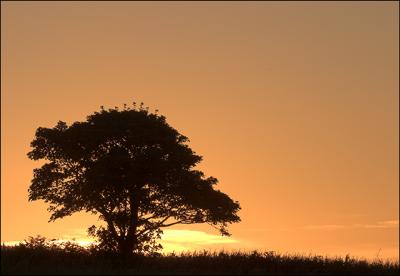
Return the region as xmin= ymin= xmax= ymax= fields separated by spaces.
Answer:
xmin=1 ymin=1 xmax=398 ymax=260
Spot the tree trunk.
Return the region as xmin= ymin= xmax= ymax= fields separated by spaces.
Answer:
xmin=120 ymin=194 xmax=139 ymax=256
xmin=118 ymin=238 xmax=134 ymax=257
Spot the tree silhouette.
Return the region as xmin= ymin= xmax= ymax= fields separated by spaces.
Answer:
xmin=28 ymin=103 xmax=241 ymax=256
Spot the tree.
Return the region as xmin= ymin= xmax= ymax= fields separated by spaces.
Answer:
xmin=28 ymin=103 xmax=241 ymax=256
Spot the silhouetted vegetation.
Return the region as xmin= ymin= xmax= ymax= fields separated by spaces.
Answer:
xmin=1 ymin=237 xmax=398 ymax=275
xmin=27 ymin=103 xmax=240 ymax=256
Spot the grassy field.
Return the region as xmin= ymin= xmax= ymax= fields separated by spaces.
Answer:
xmin=1 ymin=244 xmax=399 ymax=275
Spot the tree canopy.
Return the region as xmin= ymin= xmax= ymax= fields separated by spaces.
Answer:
xmin=28 ymin=103 xmax=241 ymax=255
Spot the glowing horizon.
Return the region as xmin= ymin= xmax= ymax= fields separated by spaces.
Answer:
xmin=2 ymin=225 xmax=398 ymax=261
xmin=1 ymin=229 xmax=240 ymax=254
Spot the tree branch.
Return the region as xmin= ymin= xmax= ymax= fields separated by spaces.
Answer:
xmin=159 ymin=220 xmax=185 ymax=227
xmin=136 ymin=215 xmax=172 ymax=237
xmin=97 ymin=207 xmax=120 ymax=240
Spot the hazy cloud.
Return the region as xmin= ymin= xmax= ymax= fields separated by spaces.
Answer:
xmin=161 ymin=229 xmax=239 ymax=252
xmin=303 ymin=220 xmax=399 ymax=230
xmin=241 ymin=220 xmax=399 ymax=232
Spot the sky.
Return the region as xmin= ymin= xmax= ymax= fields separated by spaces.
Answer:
xmin=1 ymin=1 xmax=398 ymax=260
